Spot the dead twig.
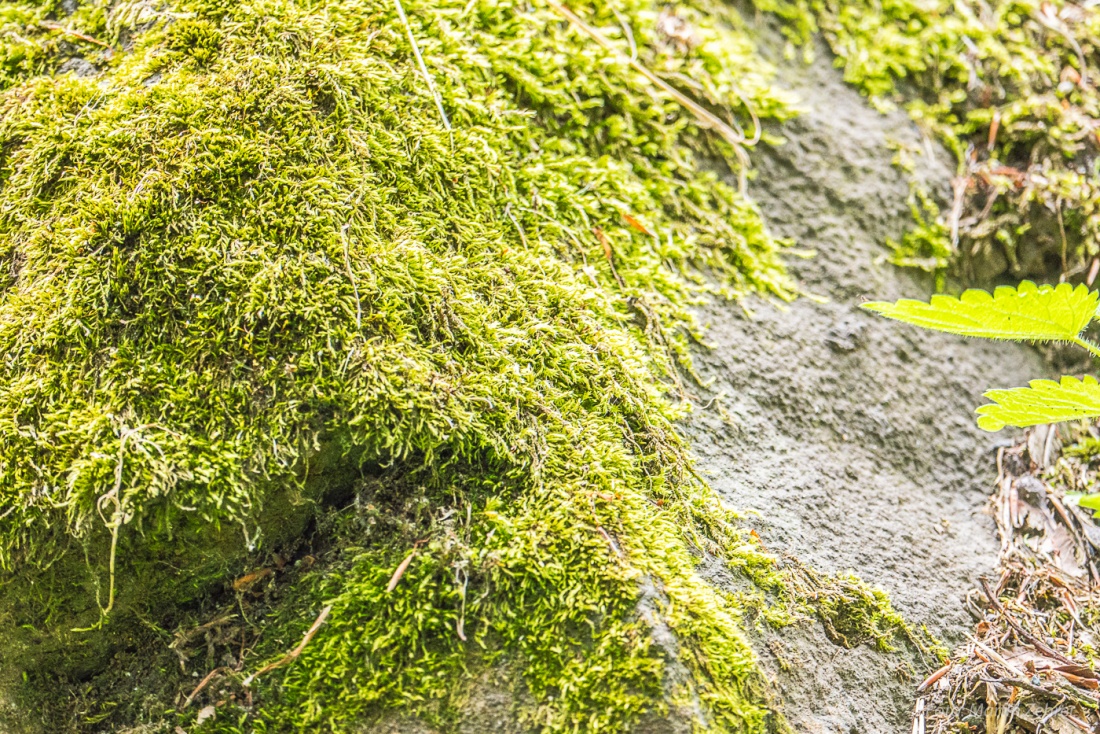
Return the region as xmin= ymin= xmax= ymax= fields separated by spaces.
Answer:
xmin=39 ymin=21 xmax=110 ymax=48
xmin=980 ymin=577 xmax=1076 ymax=666
xmin=243 ymin=605 xmax=332 ymax=686
xmin=183 ymin=666 xmax=227 ymax=708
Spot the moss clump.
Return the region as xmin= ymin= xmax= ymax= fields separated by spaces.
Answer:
xmin=169 ymin=465 xmax=791 ymax=733
xmin=786 ymin=560 xmax=944 ymax=658
xmin=761 ymin=0 xmax=1100 ymax=283
xmin=0 ymin=0 xmax=814 ymax=729
xmin=164 ymin=18 xmax=221 ymax=64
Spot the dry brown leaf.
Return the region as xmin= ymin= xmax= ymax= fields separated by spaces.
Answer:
xmin=232 ymin=568 xmax=272 ymax=591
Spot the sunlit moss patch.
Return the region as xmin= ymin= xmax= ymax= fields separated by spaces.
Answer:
xmin=761 ymin=0 xmax=1100 ymax=284
xmin=0 ymin=0 xmax=817 ymax=730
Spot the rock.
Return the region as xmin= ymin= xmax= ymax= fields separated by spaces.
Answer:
xmin=683 ymin=16 xmax=1048 ymax=733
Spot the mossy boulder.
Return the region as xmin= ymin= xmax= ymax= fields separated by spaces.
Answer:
xmin=0 ymin=0 xmax=808 ymax=730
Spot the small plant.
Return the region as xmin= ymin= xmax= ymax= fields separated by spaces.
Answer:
xmin=865 ymin=281 xmax=1100 ymax=513
xmin=863 ymin=281 xmax=1100 ymax=432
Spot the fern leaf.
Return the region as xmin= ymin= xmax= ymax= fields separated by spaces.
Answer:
xmin=976 ymin=376 xmax=1100 ymax=431
xmin=862 ymin=281 xmax=1097 ymax=342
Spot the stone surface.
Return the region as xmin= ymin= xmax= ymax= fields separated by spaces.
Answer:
xmin=683 ymin=19 xmax=1050 ymax=734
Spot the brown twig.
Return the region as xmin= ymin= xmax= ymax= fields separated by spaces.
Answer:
xmin=980 ymin=577 xmax=1076 ymax=666
xmin=183 ymin=666 xmax=227 ymax=708
xmin=39 ymin=21 xmax=110 ymax=48
xmin=243 ymin=605 xmax=332 ymax=686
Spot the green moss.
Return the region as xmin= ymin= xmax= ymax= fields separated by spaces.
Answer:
xmin=164 ymin=18 xmax=221 ymax=64
xmin=761 ymin=0 xmax=1100 ymax=282
xmin=0 ymin=0 xmax=823 ymax=730
xmin=786 ymin=560 xmax=944 ymax=659
xmin=181 ymin=467 xmax=790 ymax=732
xmin=887 ymin=188 xmax=953 ymax=282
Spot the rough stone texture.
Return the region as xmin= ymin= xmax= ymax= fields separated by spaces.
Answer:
xmin=682 ymin=20 xmax=1051 ymax=734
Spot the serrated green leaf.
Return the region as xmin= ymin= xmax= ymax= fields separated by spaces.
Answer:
xmin=862 ymin=281 xmax=1098 ymax=342
xmin=976 ymin=375 xmax=1100 ymax=431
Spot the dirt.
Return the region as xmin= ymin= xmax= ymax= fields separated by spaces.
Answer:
xmin=680 ymin=19 xmax=1052 ymax=734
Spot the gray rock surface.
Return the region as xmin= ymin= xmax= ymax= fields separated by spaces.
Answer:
xmin=682 ymin=20 xmax=1050 ymax=734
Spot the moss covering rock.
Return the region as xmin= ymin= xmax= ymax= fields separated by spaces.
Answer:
xmin=761 ymin=0 xmax=1100 ymax=284
xmin=0 ymin=0 xmax=849 ymax=730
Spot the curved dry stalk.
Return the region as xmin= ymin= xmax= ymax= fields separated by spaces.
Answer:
xmin=544 ymin=0 xmax=752 ymax=182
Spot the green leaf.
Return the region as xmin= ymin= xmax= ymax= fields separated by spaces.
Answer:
xmin=976 ymin=376 xmax=1100 ymax=431
xmin=1064 ymin=492 xmax=1100 ymax=517
xmin=862 ymin=281 xmax=1098 ymax=342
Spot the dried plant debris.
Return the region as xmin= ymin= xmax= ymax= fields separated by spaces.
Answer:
xmin=915 ymin=423 xmax=1100 ymax=733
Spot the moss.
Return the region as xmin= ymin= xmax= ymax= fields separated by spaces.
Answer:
xmin=171 ymin=467 xmax=791 ymax=732
xmin=0 ymin=0 xmax=109 ymax=84
xmin=760 ymin=0 xmax=1100 ymax=283
xmin=0 ymin=0 xmax=826 ymax=730
xmin=786 ymin=560 xmax=945 ymax=659
xmin=164 ymin=18 xmax=221 ymax=64
xmin=887 ymin=189 xmax=954 ymax=283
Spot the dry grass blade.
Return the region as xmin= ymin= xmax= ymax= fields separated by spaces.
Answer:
xmin=39 ymin=20 xmax=111 ymax=48
xmin=243 ymin=605 xmax=332 ymax=686
xmin=393 ymin=0 xmax=451 ymax=132
xmin=543 ymin=0 xmax=753 ymax=182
